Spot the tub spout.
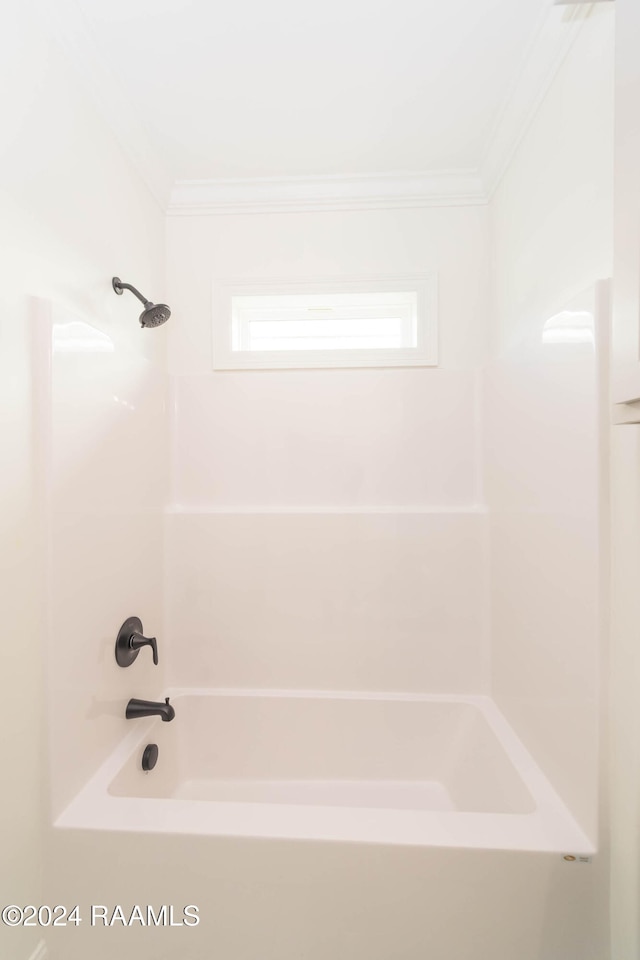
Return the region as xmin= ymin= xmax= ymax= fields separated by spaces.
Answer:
xmin=126 ymin=697 xmax=175 ymax=722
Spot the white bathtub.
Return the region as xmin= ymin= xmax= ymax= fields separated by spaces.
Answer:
xmin=56 ymin=689 xmax=594 ymax=854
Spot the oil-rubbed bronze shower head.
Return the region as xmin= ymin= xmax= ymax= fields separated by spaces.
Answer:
xmin=112 ymin=277 xmax=171 ymax=328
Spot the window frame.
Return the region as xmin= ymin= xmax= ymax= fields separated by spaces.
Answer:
xmin=211 ymin=275 xmax=438 ymax=370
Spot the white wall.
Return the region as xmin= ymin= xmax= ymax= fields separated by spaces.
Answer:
xmin=610 ymin=0 xmax=640 ymax=955
xmin=0 ymin=8 xmax=167 ymax=957
xmin=166 ymin=205 xmax=491 ymax=692
xmin=486 ymin=4 xmax=613 ymax=846
xmin=0 ymin=298 xmax=43 ymax=960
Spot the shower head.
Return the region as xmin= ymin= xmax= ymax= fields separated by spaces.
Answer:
xmin=112 ymin=277 xmax=171 ymax=328
xmin=139 ymin=301 xmax=171 ymax=328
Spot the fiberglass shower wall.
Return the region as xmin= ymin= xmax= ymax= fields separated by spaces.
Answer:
xmin=165 ymin=204 xmax=491 ymax=694
xmin=485 ymin=6 xmax=613 ymax=847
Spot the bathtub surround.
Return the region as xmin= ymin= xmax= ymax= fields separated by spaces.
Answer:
xmin=487 ymin=7 xmax=613 ymax=844
xmin=163 ymin=8 xmax=613 ymax=826
xmin=0 ymin=4 xmax=621 ymax=960
xmin=166 ymin=202 xmax=491 ymax=701
xmin=35 ymin=293 xmax=168 ymax=823
xmin=166 ymin=510 xmax=489 ymax=692
xmin=482 ymin=8 xmax=613 ymax=954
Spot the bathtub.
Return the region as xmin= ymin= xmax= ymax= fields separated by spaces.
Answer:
xmin=56 ymin=689 xmax=594 ymax=854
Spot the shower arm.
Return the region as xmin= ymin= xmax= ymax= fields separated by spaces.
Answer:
xmin=112 ymin=277 xmax=151 ymax=307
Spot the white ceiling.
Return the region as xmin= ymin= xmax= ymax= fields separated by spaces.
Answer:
xmin=43 ymin=0 xmax=586 ymax=208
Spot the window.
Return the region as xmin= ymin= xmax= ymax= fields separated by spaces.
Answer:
xmin=212 ymin=276 xmax=437 ymax=370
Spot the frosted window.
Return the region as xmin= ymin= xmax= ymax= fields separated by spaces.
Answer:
xmin=212 ymin=278 xmax=437 ymax=370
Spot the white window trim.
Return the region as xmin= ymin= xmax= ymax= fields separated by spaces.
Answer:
xmin=211 ymin=275 xmax=438 ymax=370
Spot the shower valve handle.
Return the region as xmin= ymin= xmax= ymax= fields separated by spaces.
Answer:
xmin=130 ymin=631 xmax=158 ymax=666
xmin=115 ymin=616 xmax=159 ymax=668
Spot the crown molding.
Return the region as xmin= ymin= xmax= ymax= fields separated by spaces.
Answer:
xmin=35 ymin=0 xmax=596 ymax=216
xmin=167 ymin=170 xmax=487 ymax=216
xmin=167 ymin=4 xmax=593 ymax=216
xmin=480 ymin=3 xmax=593 ymax=197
